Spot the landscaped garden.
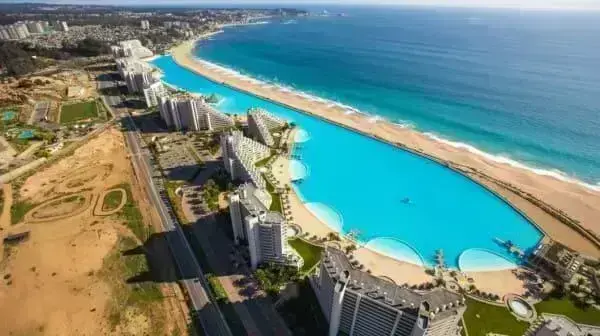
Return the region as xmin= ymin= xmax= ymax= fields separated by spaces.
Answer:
xmin=535 ymin=297 xmax=600 ymax=326
xmin=60 ymin=100 xmax=99 ymax=123
xmin=288 ymin=238 xmax=323 ymax=274
xmin=462 ymin=298 xmax=529 ymax=336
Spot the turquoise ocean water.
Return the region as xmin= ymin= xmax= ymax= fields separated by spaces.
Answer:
xmin=197 ymin=7 xmax=600 ymax=187
xmin=151 ymin=7 xmax=599 ymax=270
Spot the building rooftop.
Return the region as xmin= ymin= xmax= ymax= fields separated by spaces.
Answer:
xmin=322 ymin=247 xmax=465 ymax=320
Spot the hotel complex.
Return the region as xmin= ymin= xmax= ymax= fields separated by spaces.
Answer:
xmin=247 ymin=107 xmax=287 ymax=146
xmin=111 ymin=39 xmax=154 ymax=59
xmin=113 ymin=41 xmax=166 ymax=107
xmin=158 ymin=95 xmax=234 ymax=131
xmin=221 ymin=110 xmax=303 ymax=271
xmin=314 ymin=248 xmax=466 ymax=336
xmin=221 ymin=130 xmax=271 ymax=189
xmin=229 ymin=183 xmax=302 ymax=270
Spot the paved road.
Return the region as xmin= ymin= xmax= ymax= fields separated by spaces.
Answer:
xmin=107 ymin=95 xmax=232 ymax=336
xmin=181 ymin=156 xmax=292 ymax=336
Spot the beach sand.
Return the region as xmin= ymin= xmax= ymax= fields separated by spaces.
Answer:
xmin=167 ymin=39 xmax=600 ymax=296
xmin=171 ymin=39 xmax=600 ymax=259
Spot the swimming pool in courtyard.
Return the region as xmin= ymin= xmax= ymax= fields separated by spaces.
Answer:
xmin=152 ymin=56 xmax=543 ymax=271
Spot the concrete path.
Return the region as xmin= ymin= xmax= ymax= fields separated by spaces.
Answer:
xmin=16 ymin=141 xmax=44 ymax=160
xmin=0 ymin=183 xmax=13 ymax=228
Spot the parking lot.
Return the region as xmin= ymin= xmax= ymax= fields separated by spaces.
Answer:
xmin=156 ymin=142 xmax=200 ymax=181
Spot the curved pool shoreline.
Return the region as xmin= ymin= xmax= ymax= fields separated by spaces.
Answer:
xmin=154 ymin=53 xmax=546 ymax=271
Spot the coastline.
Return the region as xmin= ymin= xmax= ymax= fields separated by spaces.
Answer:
xmin=169 ymin=39 xmax=600 ymax=259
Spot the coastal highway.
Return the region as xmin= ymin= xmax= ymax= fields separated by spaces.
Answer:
xmin=105 ymin=93 xmax=232 ymax=336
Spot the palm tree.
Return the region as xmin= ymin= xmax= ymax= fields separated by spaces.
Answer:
xmin=576 ymin=277 xmax=586 ymax=291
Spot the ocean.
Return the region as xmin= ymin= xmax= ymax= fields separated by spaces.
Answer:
xmin=195 ymin=6 xmax=600 ymax=187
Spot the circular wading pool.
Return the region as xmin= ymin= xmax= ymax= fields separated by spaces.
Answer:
xmin=507 ymin=297 xmax=534 ymax=319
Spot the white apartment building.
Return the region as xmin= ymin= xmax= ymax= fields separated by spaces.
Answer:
xmin=143 ymin=81 xmax=167 ymax=107
xmin=314 ymin=248 xmax=466 ymax=336
xmin=0 ymin=28 xmax=9 ymax=40
xmin=221 ymin=131 xmax=271 ymax=189
xmin=158 ymin=95 xmax=234 ymax=131
xmin=115 ymin=57 xmax=153 ymax=78
xmin=140 ymin=20 xmax=150 ymax=30
xmin=123 ymin=70 xmax=155 ymax=94
xmin=0 ymin=23 xmax=30 ymax=40
xmin=111 ymin=39 xmax=153 ymax=59
xmin=229 ymin=183 xmax=302 ymax=270
xmin=247 ymin=107 xmax=287 ymax=146
xmin=53 ymin=21 xmax=69 ymax=32
xmin=25 ymin=21 xmax=44 ymax=34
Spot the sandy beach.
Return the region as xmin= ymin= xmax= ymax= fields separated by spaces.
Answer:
xmin=171 ymin=39 xmax=600 ymax=258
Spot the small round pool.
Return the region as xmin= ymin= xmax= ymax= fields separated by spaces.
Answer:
xmin=507 ymin=297 xmax=534 ymax=319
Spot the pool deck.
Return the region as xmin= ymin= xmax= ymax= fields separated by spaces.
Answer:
xmin=268 ymin=127 xmax=530 ymax=295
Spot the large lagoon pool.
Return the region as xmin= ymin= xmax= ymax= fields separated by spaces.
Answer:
xmin=152 ymin=55 xmax=543 ymax=271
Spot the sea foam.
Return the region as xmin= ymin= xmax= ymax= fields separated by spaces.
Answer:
xmin=191 ymin=57 xmax=600 ymax=192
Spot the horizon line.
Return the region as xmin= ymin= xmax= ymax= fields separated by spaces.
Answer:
xmin=2 ymin=1 xmax=600 ymax=12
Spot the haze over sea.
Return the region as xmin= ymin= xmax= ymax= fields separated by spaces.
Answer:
xmin=196 ymin=6 xmax=600 ymax=187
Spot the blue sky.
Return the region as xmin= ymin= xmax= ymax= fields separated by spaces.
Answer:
xmin=1 ymin=0 xmax=599 ymax=10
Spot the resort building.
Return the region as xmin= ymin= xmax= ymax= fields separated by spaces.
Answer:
xmin=0 ymin=23 xmax=30 ymax=40
xmin=143 ymin=82 xmax=168 ymax=107
xmin=229 ymin=183 xmax=302 ymax=270
xmin=116 ymin=57 xmax=165 ymax=107
xmin=111 ymin=39 xmax=153 ymax=59
xmin=158 ymin=95 xmax=234 ymax=131
xmin=314 ymin=247 xmax=466 ymax=336
xmin=25 ymin=21 xmax=44 ymax=34
xmin=115 ymin=57 xmax=153 ymax=78
xmin=530 ymin=241 xmax=583 ymax=282
xmin=140 ymin=20 xmax=150 ymax=30
xmin=123 ymin=70 xmax=156 ymax=94
xmin=52 ymin=21 xmax=69 ymax=32
xmin=247 ymin=107 xmax=287 ymax=146
xmin=220 ymin=130 xmax=270 ymax=189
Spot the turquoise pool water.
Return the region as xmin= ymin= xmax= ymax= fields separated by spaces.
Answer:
xmin=152 ymin=55 xmax=543 ymax=271
xmin=18 ymin=129 xmax=35 ymax=139
xmin=2 ymin=111 xmax=16 ymax=121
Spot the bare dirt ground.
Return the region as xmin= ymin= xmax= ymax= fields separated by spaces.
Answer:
xmin=0 ymin=128 xmax=189 ymax=336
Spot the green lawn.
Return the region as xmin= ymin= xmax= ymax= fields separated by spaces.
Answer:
xmin=535 ymin=298 xmax=600 ymax=325
xmin=102 ymin=189 xmax=123 ymax=211
xmin=206 ymin=273 xmax=228 ymax=302
xmin=288 ymin=238 xmax=323 ymax=274
xmin=264 ymin=177 xmax=282 ymax=213
xmin=101 ymin=236 xmax=163 ymax=330
xmin=60 ymin=100 xmax=98 ymax=123
xmin=115 ymin=184 xmax=152 ymax=242
xmin=462 ymin=298 xmax=529 ymax=336
xmin=10 ymin=199 xmax=37 ymax=225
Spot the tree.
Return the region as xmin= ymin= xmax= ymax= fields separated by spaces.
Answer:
xmin=0 ymin=41 xmax=38 ymax=76
xmin=576 ymin=277 xmax=586 ymax=291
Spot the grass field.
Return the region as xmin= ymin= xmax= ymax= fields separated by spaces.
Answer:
xmin=10 ymin=199 xmax=37 ymax=225
xmin=535 ymin=298 xmax=600 ymax=325
xmin=101 ymin=236 xmax=164 ymax=331
xmin=115 ymin=184 xmax=152 ymax=242
xmin=288 ymin=238 xmax=323 ymax=274
xmin=102 ymin=189 xmax=124 ymax=212
xmin=60 ymin=100 xmax=99 ymax=124
xmin=462 ymin=298 xmax=529 ymax=336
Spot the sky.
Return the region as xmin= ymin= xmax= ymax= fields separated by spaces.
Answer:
xmin=2 ymin=0 xmax=600 ymax=10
